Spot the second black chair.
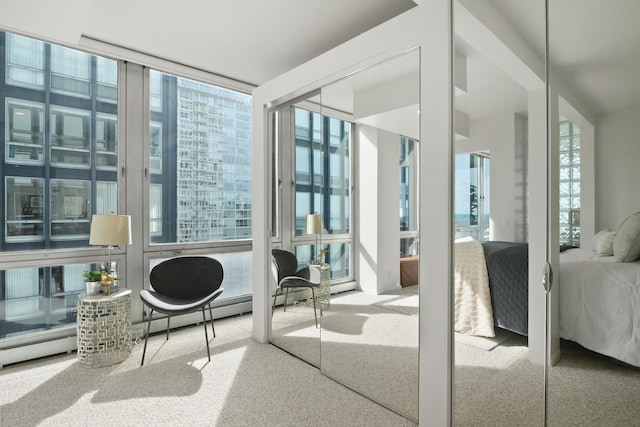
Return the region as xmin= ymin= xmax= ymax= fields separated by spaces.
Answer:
xmin=272 ymin=248 xmax=322 ymax=327
xmin=139 ymin=256 xmax=224 ymax=366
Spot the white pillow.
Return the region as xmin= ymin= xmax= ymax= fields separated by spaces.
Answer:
xmin=613 ymin=212 xmax=640 ymax=262
xmin=593 ymin=229 xmax=616 ymax=256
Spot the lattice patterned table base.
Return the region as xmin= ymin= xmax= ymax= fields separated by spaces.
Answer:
xmin=307 ymin=263 xmax=330 ymax=310
xmin=77 ymin=289 xmax=132 ymax=368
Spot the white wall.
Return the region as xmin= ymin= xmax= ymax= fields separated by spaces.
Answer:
xmin=455 ymin=113 xmax=528 ymax=242
xmin=596 ymin=107 xmax=640 ymax=231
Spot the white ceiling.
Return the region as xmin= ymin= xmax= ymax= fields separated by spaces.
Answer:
xmin=0 ymin=0 xmax=416 ymax=87
xmin=489 ymin=0 xmax=640 ymax=117
xmin=0 ymin=0 xmax=637 ymax=120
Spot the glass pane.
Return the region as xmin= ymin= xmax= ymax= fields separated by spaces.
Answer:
xmin=6 ymin=100 xmax=45 ymax=165
xmin=296 ymin=242 xmax=350 ymax=281
xmin=401 ymin=237 xmax=419 ymax=256
xmin=5 ymin=177 xmax=45 ymax=242
xmin=1 ymin=30 xmax=119 ymax=251
xmin=293 ymin=107 xmax=351 ymax=237
xmin=148 ymin=70 xmax=252 ymax=244
xmin=455 ymin=154 xmax=487 ymax=240
xmin=1 ymin=262 xmax=104 ymax=339
xmin=149 ymin=252 xmax=251 ymax=300
xmin=50 ymin=179 xmax=91 ymax=240
xmin=96 ymin=113 xmax=117 ymax=170
xmin=5 ymin=33 xmax=44 ymax=89
xmin=400 ymin=137 xmax=417 ymax=232
xmin=50 ymin=45 xmax=91 ymax=97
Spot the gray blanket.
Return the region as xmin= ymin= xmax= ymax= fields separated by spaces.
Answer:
xmin=481 ymin=241 xmax=529 ymax=336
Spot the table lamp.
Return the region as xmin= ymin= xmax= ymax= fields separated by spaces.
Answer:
xmin=89 ymin=213 xmax=132 ymax=295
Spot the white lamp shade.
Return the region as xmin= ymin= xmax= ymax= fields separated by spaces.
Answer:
xmin=306 ymin=213 xmax=322 ymax=235
xmin=89 ymin=214 xmax=132 ymax=246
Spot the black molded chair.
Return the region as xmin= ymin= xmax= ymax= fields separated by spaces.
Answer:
xmin=140 ymin=256 xmax=224 ymax=366
xmin=272 ymin=248 xmax=322 ymax=327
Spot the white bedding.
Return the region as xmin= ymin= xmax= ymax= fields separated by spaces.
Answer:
xmin=454 ymin=237 xmax=495 ymax=337
xmin=560 ymin=248 xmax=640 ymax=367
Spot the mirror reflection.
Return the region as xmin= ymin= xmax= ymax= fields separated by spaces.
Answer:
xmin=547 ymin=1 xmax=640 ymax=425
xmin=319 ymin=50 xmax=420 ymax=422
xmin=269 ymin=49 xmax=421 ymax=421
xmin=455 ymin=1 xmax=640 ymax=425
xmin=453 ymin=0 xmax=546 ymax=425
xmin=269 ymin=92 xmax=326 ymax=367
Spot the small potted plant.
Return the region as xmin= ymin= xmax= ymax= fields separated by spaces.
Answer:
xmin=83 ymin=270 xmax=103 ymax=295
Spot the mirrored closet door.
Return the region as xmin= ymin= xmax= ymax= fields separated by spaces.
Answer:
xmin=320 ymin=49 xmax=420 ymax=423
xmin=269 ymin=91 xmax=324 ymax=368
xmin=547 ymin=2 xmax=640 ymax=425
xmin=453 ymin=1 xmax=547 ymax=425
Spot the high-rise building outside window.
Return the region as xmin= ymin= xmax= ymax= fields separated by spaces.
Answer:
xmin=148 ymin=70 xmax=252 ymax=244
xmin=1 ymin=31 xmax=118 ymax=250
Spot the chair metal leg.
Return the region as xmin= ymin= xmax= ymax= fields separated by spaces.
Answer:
xmin=141 ymin=308 xmax=154 ymax=366
xmin=166 ymin=316 xmax=171 ymax=340
xmin=272 ymin=288 xmax=279 ymax=318
xmin=202 ymin=308 xmax=211 ymax=361
xmin=208 ymin=303 xmax=215 ymax=338
xmin=310 ymin=288 xmax=318 ymax=328
xmin=284 ymin=288 xmax=289 ymax=312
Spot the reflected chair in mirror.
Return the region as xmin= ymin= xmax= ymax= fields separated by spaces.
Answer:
xmin=272 ymin=248 xmax=322 ymax=328
xmin=139 ymin=256 xmax=224 ymax=366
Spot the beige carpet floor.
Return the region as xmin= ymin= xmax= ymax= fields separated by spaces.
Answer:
xmin=2 ymin=300 xmax=639 ymax=427
xmin=0 ymin=314 xmax=416 ymax=427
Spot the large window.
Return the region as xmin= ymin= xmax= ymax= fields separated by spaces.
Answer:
xmin=0 ymin=31 xmax=257 ymax=356
xmin=293 ymin=107 xmax=351 ymax=281
xmin=559 ymin=118 xmax=580 ymax=246
xmin=1 ymin=30 xmax=119 ymax=340
xmin=455 ymin=153 xmax=490 ymax=241
xmin=148 ymin=70 xmax=252 ymax=244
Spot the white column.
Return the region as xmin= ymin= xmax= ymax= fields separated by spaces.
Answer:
xmin=419 ymin=0 xmax=453 ymax=424
xmin=357 ymin=126 xmax=401 ymax=294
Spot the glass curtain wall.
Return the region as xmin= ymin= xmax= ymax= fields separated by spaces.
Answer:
xmin=0 ymin=29 xmax=256 ymax=355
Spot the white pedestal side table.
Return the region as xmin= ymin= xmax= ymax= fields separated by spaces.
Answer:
xmin=307 ymin=263 xmax=330 ymax=310
xmin=77 ymin=289 xmax=132 ymax=368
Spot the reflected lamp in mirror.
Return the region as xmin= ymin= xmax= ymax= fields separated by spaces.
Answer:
xmin=306 ymin=213 xmax=322 ymax=263
xmin=89 ymin=214 xmax=132 ymax=294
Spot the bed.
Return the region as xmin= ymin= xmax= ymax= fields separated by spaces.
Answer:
xmin=559 ymin=247 xmax=640 ymax=367
xmin=455 ymin=238 xmax=640 ymax=367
